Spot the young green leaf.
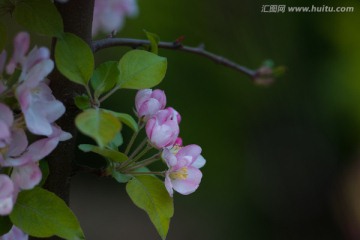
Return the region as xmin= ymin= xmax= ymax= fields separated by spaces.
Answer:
xmin=55 ymin=33 xmax=94 ymax=86
xmin=91 ymin=61 xmax=120 ymax=98
xmin=108 ymin=132 xmax=124 ymax=150
xmin=144 ymin=30 xmax=160 ymax=54
xmin=14 ymin=0 xmax=63 ymax=37
xmin=75 ymin=109 xmax=121 ymax=148
xmin=78 ymin=144 xmax=128 ymax=163
xmin=118 ymin=50 xmax=167 ymax=89
xmin=10 ymin=187 xmax=84 ymax=240
xmin=74 ymin=94 xmax=91 ymax=110
xmin=0 ymin=21 xmax=7 ymax=51
xmin=112 ymin=170 xmax=132 ymax=183
xmin=104 ymin=110 xmax=138 ymax=132
xmin=0 ymin=216 xmax=12 ymax=236
xmin=126 ymin=175 xmax=174 ymax=240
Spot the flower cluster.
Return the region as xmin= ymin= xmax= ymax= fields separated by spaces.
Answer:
xmin=92 ymin=0 xmax=138 ymax=36
xmin=0 ymin=32 xmax=70 ymax=237
xmin=135 ymin=89 xmax=206 ymax=197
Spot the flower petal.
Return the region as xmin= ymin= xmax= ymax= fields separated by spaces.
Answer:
xmin=0 ymin=225 xmax=28 ymax=240
xmin=11 ymin=162 xmax=42 ymax=190
xmin=176 ymin=144 xmax=202 ymax=164
xmin=192 ymin=155 xmax=206 ymax=169
xmin=171 ymin=167 xmax=202 ymax=195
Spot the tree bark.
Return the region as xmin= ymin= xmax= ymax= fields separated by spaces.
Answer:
xmin=30 ymin=1 xmax=94 ymax=240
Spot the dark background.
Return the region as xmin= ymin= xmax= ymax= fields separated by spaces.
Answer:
xmin=68 ymin=0 xmax=360 ymax=239
xmin=71 ymin=0 xmax=360 ymax=240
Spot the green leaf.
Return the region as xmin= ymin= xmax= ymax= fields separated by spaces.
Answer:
xmin=0 ymin=21 xmax=6 ymax=51
xmin=108 ymin=132 xmax=124 ymax=150
xmin=74 ymin=94 xmax=91 ymax=110
xmin=104 ymin=110 xmax=138 ymax=132
xmin=126 ymin=175 xmax=173 ymax=240
xmin=78 ymin=144 xmax=128 ymax=163
xmin=144 ymin=30 xmax=160 ymax=54
xmin=14 ymin=0 xmax=63 ymax=37
xmin=91 ymin=61 xmax=120 ymax=98
xmin=75 ymin=109 xmax=121 ymax=148
xmin=112 ymin=170 xmax=131 ymax=183
xmin=0 ymin=216 xmax=12 ymax=236
xmin=118 ymin=50 xmax=167 ymax=89
xmin=10 ymin=187 xmax=84 ymax=240
xmin=39 ymin=160 xmax=49 ymax=187
xmin=55 ymin=33 xmax=94 ymax=86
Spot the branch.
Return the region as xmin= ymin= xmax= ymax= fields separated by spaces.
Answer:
xmin=92 ymin=38 xmax=259 ymax=80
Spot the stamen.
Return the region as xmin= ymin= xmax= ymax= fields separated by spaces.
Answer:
xmin=170 ymin=167 xmax=188 ymax=180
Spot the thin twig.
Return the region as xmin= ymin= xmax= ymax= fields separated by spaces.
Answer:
xmin=92 ymin=38 xmax=257 ymax=79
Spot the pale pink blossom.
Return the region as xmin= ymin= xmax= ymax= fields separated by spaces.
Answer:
xmin=146 ymin=108 xmax=180 ymax=149
xmin=92 ymin=0 xmax=138 ymax=36
xmin=11 ymin=161 xmax=42 ymax=190
xmin=135 ymin=89 xmax=166 ymax=119
xmin=0 ymin=175 xmax=15 ymax=215
xmin=162 ymin=144 xmax=205 ymax=197
xmin=0 ymin=129 xmax=28 ymax=167
xmin=16 ymin=82 xmax=65 ymax=136
xmin=0 ymin=103 xmax=13 ymax=148
xmin=6 ymin=32 xmax=30 ymax=75
xmin=0 ymin=225 xmax=28 ymax=240
xmin=19 ymin=47 xmax=50 ymax=82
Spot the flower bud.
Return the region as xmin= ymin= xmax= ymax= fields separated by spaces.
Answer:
xmin=135 ymin=89 xmax=166 ymax=119
xmin=146 ymin=108 xmax=180 ymax=149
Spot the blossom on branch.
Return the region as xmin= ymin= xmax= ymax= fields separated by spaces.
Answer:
xmin=162 ymin=144 xmax=206 ymax=197
xmin=0 ymin=32 xmax=71 ymax=221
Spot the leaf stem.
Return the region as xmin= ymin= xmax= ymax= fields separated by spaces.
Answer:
xmin=124 ymin=121 xmax=143 ymax=156
xmin=98 ymin=85 xmax=120 ymax=103
xmin=125 ymin=171 xmax=165 ymax=176
xmin=124 ymin=153 xmax=161 ymax=172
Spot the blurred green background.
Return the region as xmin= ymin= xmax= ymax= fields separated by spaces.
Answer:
xmin=69 ymin=0 xmax=360 ymax=239
xmin=2 ymin=0 xmax=360 ymax=239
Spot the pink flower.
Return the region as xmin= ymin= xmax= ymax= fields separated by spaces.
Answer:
xmin=6 ymin=32 xmax=30 ymax=75
xmin=146 ymin=108 xmax=180 ymax=149
xmin=162 ymin=144 xmax=206 ymax=197
xmin=16 ymin=82 xmax=65 ymax=136
xmin=0 ymin=225 xmax=28 ymax=240
xmin=92 ymin=0 xmax=138 ymax=36
xmin=0 ymin=175 xmax=15 ymax=216
xmin=11 ymin=161 xmax=42 ymax=190
xmin=0 ymin=103 xmax=13 ymax=148
xmin=135 ymin=89 xmax=166 ymax=119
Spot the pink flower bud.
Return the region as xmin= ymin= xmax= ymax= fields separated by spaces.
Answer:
xmin=135 ymin=89 xmax=166 ymax=119
xmin=174 ymin=137 xmax=183 ymax=147
xmin=146 ymin=108 xmax=180 ymax=149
